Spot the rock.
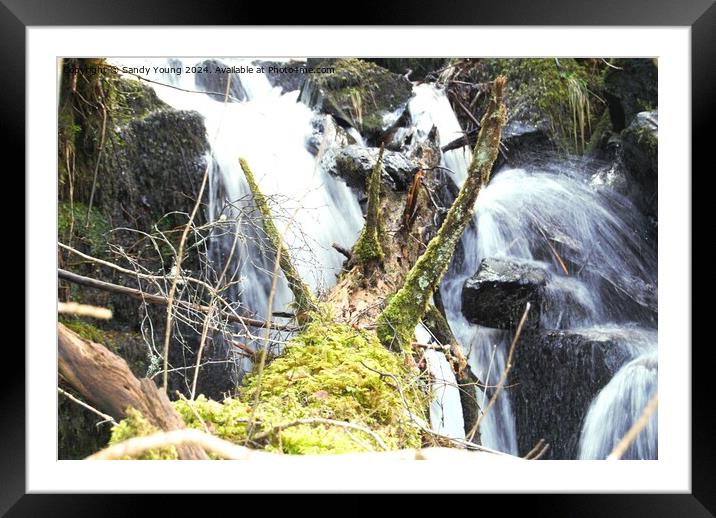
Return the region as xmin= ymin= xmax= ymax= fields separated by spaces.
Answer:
xmin=299 ymin=58 xmax=413 ymax=142
xmin=508 ymin=329 xmax=635 ymax=459
xmin=194 ymin=59 xmax=248 ymax=102
xmin=462 ymin=257 xmax=548 ymax=329
xmin=256 ymin=59 xmax=308 ymax=93
xmin=461 ymin=257 xmax=598 ymax=330
xmin=363 ymin=58 xmax=449 ymax=82
xmin=622 ymin=111 xmax=659 ymax=221
xmin=305 ymin=114 xmax=356 ymax=156
xmin=603 ymin=59 xmax=658 ymax=131
xmin=322 ymin=145 xmax=420 ymax=191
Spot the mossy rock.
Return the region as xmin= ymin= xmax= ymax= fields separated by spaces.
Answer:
xmin=364 ymin=58 xmax=448 ymax=81
xmin=603 ymin=58 xmax=657 ymax=131
xmin=470 ymin=58 xmax=605 ymax=155
xmin=58 ymin=201 xmax=110 ymax=257
xmin=300 ymin=59 xmax=413 ymax=141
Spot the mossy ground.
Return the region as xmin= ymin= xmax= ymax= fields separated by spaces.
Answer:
xmin=110 ymin=317 xmax=427 ymax=457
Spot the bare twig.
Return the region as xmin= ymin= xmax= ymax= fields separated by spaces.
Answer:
xmin=58 ymin=387 xmax=118 ymax=426
xmin=57 ymin=269 xmax=296 ymax=331
xmin=467 ymin=302 xmax=530 ymax=442
xmin=252 ymin=417 xmax=389 ymax=451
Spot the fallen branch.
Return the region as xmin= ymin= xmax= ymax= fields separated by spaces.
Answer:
xmin=58 ymin=323 xmax=208 ymax=459
xmin=377 ymin=76 xmax=506 ymax=351
xmin=87 ymin=428 xmax=253 ymax=460
xmin=58 ymin=302 xmax=112 ymax=320
xmin=57 ymin=268 xmax=297 ymax=331
xmin=240 ymin=157 xmax=317 ymax=316
xmin=331 ymin=242 xmax=352 ymax=261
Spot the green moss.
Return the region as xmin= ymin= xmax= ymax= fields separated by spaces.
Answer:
xmin=480 ymin=59 xmax=602 ymax=154
xmin=60 ymin=318 xmax=109 ymax=344
xmin=239 ymin=158 xmax=317 ymax=317
xmin=58 ymin=201 xmax=110 ymax=256
xmin=110 ymin=317 xmax=428 ymax=456
xmin=309 ymin=59 xmax=412 ymax=138
xmin=240 ymin=319 xmax=425 ymax=453
xmin=109 ymin=408 xmax=178 ymax=460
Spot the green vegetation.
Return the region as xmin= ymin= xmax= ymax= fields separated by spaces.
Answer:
xmin=112 ymin=318 xmax=426 ymax=456
xmin=58 ymin=201 xmax=110 ymax=256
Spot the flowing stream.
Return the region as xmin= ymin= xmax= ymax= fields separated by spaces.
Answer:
xmin=113 ymin=59 xmax=658 ymax=459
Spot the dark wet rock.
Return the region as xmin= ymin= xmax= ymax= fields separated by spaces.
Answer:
xmin=462 ymin=257 xmax=548 ymax=329
xmin=622 ymin=112 xmax=658 ymax=215
xmin=603 ymin=59 xmax=658 ymax=131
xmin=508 ymin=329 xmax=632 ymax=459
xmin=363 ymin=58 xmax=449 ymax=82
xmin=194 ymin=59 xmax=248 ymax=102
xmin=105 ymin=109 xmax=210 ymax=233
xmin=322 ymin=145 xmax=420 ymax=191
xmin=257 ymin=60 xmax=308 ymax=93
xmin=299 ymin=58 xmax=413 ymax=142
xmin=494 ymin=121 xmax=552 ymax=172
xmin=461 ymin=257 xmax=597 ymax=330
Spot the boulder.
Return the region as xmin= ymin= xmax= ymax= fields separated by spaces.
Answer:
xmin=622 ymin=111 xmax=658 ymax=187
xmin=322 ymin=145 xmax=420 ymax=191
xmin=256 ymin=59 xmax=308 ymax=93
xmin=508 ymin=329 xmax=635 ymax=459
xmin=299 ymin=58 xmax=413 ymax=142
xmin=603 ymin=58 xmax=658 ymax=131
xmin=461 ymin=257 xmax=548 ymax=329
xmin=461 ymin=257 xmax=599 ymax=330
xmin=194 ymin=59 xmax=248 ymax=102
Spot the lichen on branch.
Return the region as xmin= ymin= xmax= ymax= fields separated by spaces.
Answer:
xmin=239 ymin=158 xmax=317 ymax=316
xmin=351 ymin=145 xmax=385 ymax=265
xmin=376 ymin=76 xmax=507 ymax=351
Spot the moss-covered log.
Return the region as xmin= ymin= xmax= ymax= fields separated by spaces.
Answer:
xmin=377 ymin=76 xmax=507 ymax=351
xmin=351 ymin=145 xmax=385 ymax=265
xmin=239 ymin=158 xmax=317 ymax=317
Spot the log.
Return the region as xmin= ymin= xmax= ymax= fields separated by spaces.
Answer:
xmin=58 ymin=323 xmax=208 ymax=460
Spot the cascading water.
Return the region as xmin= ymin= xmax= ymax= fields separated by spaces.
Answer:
xmin=112 ymin=61 xmax=657 ymax=458
xmin=410 ymin=83 xmax=657 ymax=458
xmin=111 ymin=57 xmax=364 ymax=319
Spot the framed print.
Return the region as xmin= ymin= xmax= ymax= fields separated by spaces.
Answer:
xmin=7 ymin=0 xmax=711 ymax=513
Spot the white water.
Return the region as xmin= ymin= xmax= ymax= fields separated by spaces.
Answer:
xmin=408 ymin=85 xmax=658 ymax=457
xmin=111 ymin=58 xmax=364 ymax=318
xmin=114 ymin=62 xmax=658 ymax=458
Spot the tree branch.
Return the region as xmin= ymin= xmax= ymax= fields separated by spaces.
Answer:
xmin=239 ymin=157 xmax=317 ymax=317
xmin=377 ymin=76 xmax=507 ymax=351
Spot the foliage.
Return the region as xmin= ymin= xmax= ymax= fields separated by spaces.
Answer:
xmin=58 ymin=201 xmax=110 ymax=257
xmin=109 ymin=408 xmax=178 ymax=460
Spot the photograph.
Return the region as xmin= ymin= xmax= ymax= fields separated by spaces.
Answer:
xmin=56 ymin=56 xmax=659 ymax=462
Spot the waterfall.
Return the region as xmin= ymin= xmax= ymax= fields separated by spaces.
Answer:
xmin=410 ymin=85 xmax=657 ymax=458
xmin=112 ymin=61 xmax=658 ymax=458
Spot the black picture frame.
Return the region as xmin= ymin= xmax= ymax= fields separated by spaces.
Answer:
xmin=6 ymin=0 xmax=710 ymax=513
